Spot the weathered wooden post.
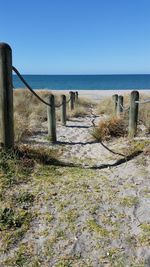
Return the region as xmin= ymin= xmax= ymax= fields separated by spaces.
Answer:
xmin=117 ymin=95 xmax=123 ymax=116
xmin=75 ymin=91 xmax=78 ymax=107
xmin=0 ymin=43 xmax=14 ymax=149
xmin=69 ymin=91 xmax=74 ymax=110
xmin=128 ymin=90 xmax=139 ymax=138
xmin=112 ymin=94 xmax=118 ymax=115
xmin=47 ymin=94 xmax=56 ymax=142
xmin=61 ymin=94 xmax=66 ymax=126
xmin=73 ymin=92 xmax=76 ymax=106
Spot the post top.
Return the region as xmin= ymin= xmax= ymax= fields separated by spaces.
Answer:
xmin=0 ymin=43 xmax=12 ymax=51
xmin=131 ymin=90 xmax=139 ymax=95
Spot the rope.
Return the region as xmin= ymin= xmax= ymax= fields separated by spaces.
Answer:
xmin=120 ymin=104 xmax=130 ymax=111
xmin=12 ymin=66 xmax=63 ymax=108
xmin=135 ymin=99 xmax=150 ymax=104
xmin=55 ymin=102 xmax=63 ymax=108
xmin=13 ymin=66 xmax=52 ymax=107
xmin=100 ymin=140 xmax=126 ymax=158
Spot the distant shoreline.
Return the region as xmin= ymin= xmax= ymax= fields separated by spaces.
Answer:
xmin=52 ymin=89 xmax=150 ymax=100
xmin=14 ymin=88 xmax=150 ymax=101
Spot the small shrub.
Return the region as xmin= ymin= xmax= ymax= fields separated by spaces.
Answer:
xmin=91 ymin=116 xmax=127 ymax=141
xmin=0 ymin=207 xmax=32 ymax=230
xmin=17 ymin=144 xmax=60 ymax=164
xmin=16 ymin=192 xmax=34 ymax=207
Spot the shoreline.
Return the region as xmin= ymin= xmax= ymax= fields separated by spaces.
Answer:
xmin=14 ymin=88 xmax=150 ymax=100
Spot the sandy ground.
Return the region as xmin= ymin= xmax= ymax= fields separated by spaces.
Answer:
xmin=17 ymin=91 xmax=149 ymax=266
xmin=1 ymin=90 xmax=150 ymax=266
xmin=25 ymin=89 xmax=150 ymax=166
xmin=49 ymin=89 xmax=150 ymax=101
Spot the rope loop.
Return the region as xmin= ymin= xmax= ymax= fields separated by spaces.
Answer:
xmin=12 ymin=66 xmax=63 ymax=108
xmin=119 ymin=103 xmax=130 ymax=111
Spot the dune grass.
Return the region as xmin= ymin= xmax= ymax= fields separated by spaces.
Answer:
xmin=91 ymin=116 xmax=127 ymax=141
xmin=13 ymin=89 xmax=94 ymax=142
xmin=97 ymin=93 xmax=150 ymax=135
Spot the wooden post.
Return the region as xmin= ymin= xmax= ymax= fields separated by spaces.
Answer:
xmin=61 ymin=94 xmax=66 ymax=126
xmin=112 ymin=94 xmax=118 ymax=115
xmin=47 ymin=94 xmax=56 ymax=142
xmin=128 ymin=90 xmax=139 ymax=138
xmin=0 ymin=43 xmax=14 ymax=149
xmin=117 ymin=95 xmax=123 ymax=116
xmin=73 ymin=92 xmax=76 ymax=107
xmin=69 ymin=91 xmax=74 ymax=110
xmin=75 ymin=91 xmax=78 ymax=107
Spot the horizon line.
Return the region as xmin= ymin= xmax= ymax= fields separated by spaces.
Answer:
xmin=13 ymin=73 xmax=150 ymax=76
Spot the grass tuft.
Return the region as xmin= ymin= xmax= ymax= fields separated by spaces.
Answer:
xmin=91 ymin=116 xmax=127 ymax=141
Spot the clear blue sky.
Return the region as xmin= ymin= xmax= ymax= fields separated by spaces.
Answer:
xmin=1 ymin=0 xmax=150 ymax=74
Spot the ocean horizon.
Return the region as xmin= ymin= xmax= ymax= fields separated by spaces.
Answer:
xmin=13 ymin=74 xmax=150 ymax=90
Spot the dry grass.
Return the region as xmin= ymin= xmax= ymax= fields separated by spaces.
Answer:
xmin=78 ymin=96 xmax=96 ymax=108
xmin=91 ymin=116 xmax=127 ymax=141
xmin=70 ymin=106 xmax=88 ymax=117
xmin=97 ymin=97 xmax=114 ymax=115
xmin=13 ymin=89 xmax=52 ymax=141
xmin=138 ymin=94 xmax=150 ymax=130
xmin=13 ymin=89 xmax=72 ymax=141
xmin=68 ymin=96 xmax=97 ymax=118
xmin=97 ymin=94 xmax=130 ymax=116
xmin=97 ymin=93 xmax=150 ymax=133
xmin=13 ymin=90 xmax=93 ymax=142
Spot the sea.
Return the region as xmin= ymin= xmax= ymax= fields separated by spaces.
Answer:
xmin=13 ymin=74 xmax=150 ymax=90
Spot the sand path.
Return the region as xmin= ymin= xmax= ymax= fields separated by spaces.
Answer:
xmin=25 ymin=106 xmax=129 ymax=167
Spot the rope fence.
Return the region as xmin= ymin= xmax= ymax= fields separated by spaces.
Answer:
xmin=12 ymin=66 xmax=80 ymax=142
xmin=135 ymin=99 xmax=150 ymax=104
xmin=13 ymin=66 xmax=53 ymax=108
xmin=119 ymin=103 xmax=130 ymax=111
xmin=0 ymin=43 xmax=80 ymax=149
xmin=112 ymin=90 xmax=150 ymax=138
xmin=0 ymin=43 xmax=149 ymax=150
xmin=12 ymin=66 xmax=68 ymax=109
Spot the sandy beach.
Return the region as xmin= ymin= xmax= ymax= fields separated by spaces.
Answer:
xmin=48 ymin=89 xmax=150 ymax=100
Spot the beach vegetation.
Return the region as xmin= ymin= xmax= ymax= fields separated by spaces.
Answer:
xmin=0 ymin=90 xmax=150 ymax=265
xmin=13 ymin=90 xmax=95 ymax=142
xmin=138 ymin=94 xmax=150 ymax=130
xmin=78 ymin=96 xmax=96 ymax=108
xmin=91 ymin=116 xmax=127 ymax=141
xmin=119 ymin=196 xmax=139 ymax=208
xmin=97 ymin=93 xmax=150 ymax=133
xmin=70 ymin=106 xmax=88 ymax=117
xmin=97 ymin=96 xmax=114 ymax=115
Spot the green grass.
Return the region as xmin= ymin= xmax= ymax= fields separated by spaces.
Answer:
xmin=120 ymin=196 xmax=139 ymax=208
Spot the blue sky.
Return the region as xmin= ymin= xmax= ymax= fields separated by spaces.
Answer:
xmin=1 ymin=0 xmax=150 ymax=74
